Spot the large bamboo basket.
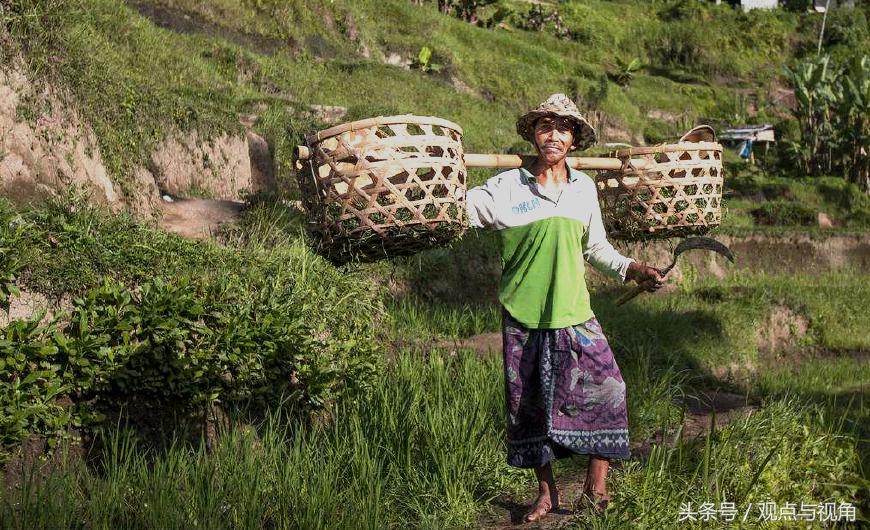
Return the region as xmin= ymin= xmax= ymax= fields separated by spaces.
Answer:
xmin=298 ymin=115 xmax=468 ymax=263
xmin=297 ymin=118 xmax=725 ymax=261
xmin=595 ymin=127 xmax=724 ymax=240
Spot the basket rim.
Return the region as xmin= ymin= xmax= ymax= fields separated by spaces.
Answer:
xmin=305 ymin=114 xmax=464 ymax=145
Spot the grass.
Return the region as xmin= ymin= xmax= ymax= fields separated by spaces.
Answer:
xmin=2 ymin=195 xmax=868 ymax=525
xmin=4 ymin=324 xmax=867 ymax=528
xmin=584 ymin=398 xmax=867 ymax=529
xmin=7 ymin=0 xmax=862 ymax=203
xmin=721 ymin=166 xmax=870 ymax=232
xmin=388 ymin=297 xmax=501 ymax=340
xmin=594 ymin=270 xmax=870 ymax=376
xmin=2 ymin=351 xmax=524 ymax=530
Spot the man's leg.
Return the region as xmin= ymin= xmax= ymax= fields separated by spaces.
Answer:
xmin=582 ymin=455 xmax=611 ymax=509
xmin=525 ymin=462 xmax=560 ymax=522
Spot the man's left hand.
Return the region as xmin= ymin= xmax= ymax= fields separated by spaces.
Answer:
xmin=626 ymin=261 xmax=666 ymax=292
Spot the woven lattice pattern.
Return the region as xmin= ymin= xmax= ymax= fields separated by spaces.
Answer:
xmin=595 ymin=142 xmax=724 ymax=240
xmin=299 ymin=116 xmax=468 ymax=263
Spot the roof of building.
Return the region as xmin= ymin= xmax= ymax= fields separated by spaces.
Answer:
xmin=720 ymin=124 xmax=776 ymax=142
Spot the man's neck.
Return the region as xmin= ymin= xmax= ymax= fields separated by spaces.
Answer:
xmin=531 ymin=159 xmax=570 ymax=189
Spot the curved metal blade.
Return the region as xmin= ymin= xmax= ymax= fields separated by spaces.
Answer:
xmin=673 ymin=236 xmax=735 ymax=263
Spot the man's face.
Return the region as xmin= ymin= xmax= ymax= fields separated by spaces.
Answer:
xmin=533 ymin=116 xmax=574 ymax=165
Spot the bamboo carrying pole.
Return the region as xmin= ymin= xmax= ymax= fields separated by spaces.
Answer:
xmin=294 ymin=145 xmax=652 ymax=171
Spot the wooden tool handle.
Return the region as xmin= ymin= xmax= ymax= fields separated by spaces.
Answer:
xmin=616 ymin=264 xmax=670 ymax=306
xmin=294 ymin=146 xmax=650 ymax=171
xmin=463 ymin=154 xmax=642 ymax=171
xmin=615 ymin=283 xmax=649 ymax=306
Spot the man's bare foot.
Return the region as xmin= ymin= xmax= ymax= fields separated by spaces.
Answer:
xmin=524 ymin=491 xmax=560 ymax=522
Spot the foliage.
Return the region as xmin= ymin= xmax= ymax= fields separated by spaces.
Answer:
xmin=0 ymin=0 xmax=77 ymax=70
xmin=822 ymin=7 xmax=870 ymax=60
xmin=0 ymin=275 xmax=380 ymax=458
xmin=0 ymin=214 xmax=26 ymax=310
xmin=723 ymin=169 xmax=870 ymax=230
xmin=592 ymin=399 xmax=867 ymax=528
xmin=388 ymin=296 xmax=501 ymax=339
xmin=751 ymin=200 xmax=817 ymax=226
xmin=784 ymin=55 xmax=870 ymax=192
xmin=609 ymin=57 xmax=643 ymax=87
xmin=0 ymin=0 xmax=815 ymax=194
xmin=411 ymin=46 xmax=443 ymax=73
xmin=4 ymin=346 xmax=867 ymax=528
xmin=435 ymin=0 xmax=497 ymax=24
xmin=0 ymin=317 xmax=70 ymax=451
xmin=516 ymin=5 xmax=568 ymax=39
xmin=2 ymin=351 xmax=523 ymax=529
xmin=644 ymin=17 xmax=711 ymax=73
xmin=0 ymin=198 xmax=384 ymax=460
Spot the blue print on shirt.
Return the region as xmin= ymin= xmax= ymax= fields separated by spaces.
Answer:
xmin=511 ymin=197 xmax=541 ymax=215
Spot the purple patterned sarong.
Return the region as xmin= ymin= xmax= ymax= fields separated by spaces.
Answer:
xmin=502 ymin=309 xmax=630 ymax=468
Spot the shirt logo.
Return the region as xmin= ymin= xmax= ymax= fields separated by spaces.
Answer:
xmin=511 ymin=197 xmax=541 ymax=215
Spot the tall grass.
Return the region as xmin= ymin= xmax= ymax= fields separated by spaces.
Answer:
xmin=573 ymin=398 xmax=868 ymax=528
xmin=388 ymin=296 xmax=501 ymax=340
xmin=1 ymin=351 xmax=524 ymax=529
xmin=5 ymin=348 xmax=866 ymax=529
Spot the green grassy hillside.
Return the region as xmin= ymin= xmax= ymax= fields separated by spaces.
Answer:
xmin=6 ymin=0 xmax=866 ymax=194
xmin=2 ymin=2 xmax=869 ymax=527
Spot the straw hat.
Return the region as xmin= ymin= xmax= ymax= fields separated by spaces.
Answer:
xmin=516 ymin=93 xmax=596 ymax=151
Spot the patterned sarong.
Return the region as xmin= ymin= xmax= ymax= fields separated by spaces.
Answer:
xmin=502 ymin=309 xmax=630 ymax=468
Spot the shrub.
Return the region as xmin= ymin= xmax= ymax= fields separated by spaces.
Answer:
xmin=0 ymin=200 xmax=384 ymax=459
xmin=609 ymin=57 xmax=643 ymax=87
xmin=751 ymin=200 xmax=817 ymax=226
xmin=1 ymin=274 xmax=381 ymax=459
xmin=55 ymin=277 xmax=379 ymax=411
xmin=435 ymin=0 xmax=497 ymax=24
xmin=644 ymin=19 xmax=711 ymax=73
xmin=0 ymin=317 xmax=70 ymax=451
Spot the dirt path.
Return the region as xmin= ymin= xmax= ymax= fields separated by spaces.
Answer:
xmin=157 ymin=197 xmax=244 ymax=240
xmin=128 ymin=1 xmax=288 ymax=55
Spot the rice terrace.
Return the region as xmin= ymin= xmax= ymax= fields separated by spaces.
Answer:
xmin=1 ymin=0 xmax=869 ymax=528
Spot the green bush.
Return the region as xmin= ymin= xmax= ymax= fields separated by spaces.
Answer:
xmin=0 ymin=317 xmax=70 ymax=451
xmin=56 ymin=277 xmax=378 ymax=411
xmin=751 ymin=200 xmax=817 ymax=226
xmin=644 ymin=19 xmax=710 ymax=73
xmin=0 ymin=199 xmax=384 ymax=459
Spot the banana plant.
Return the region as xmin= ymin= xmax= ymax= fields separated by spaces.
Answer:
xmin=785 ymin=54 xmax=870 ymax=193
xmin=612 ymin=57 xmax=643 ymax=86
xmin=838 ymin=56 xmax=870 ymax=192
xmin=785 ymin=55 xmax=838 ymax=176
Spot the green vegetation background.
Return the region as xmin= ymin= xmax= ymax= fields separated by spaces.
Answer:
xmin=1 ymin=0 xmax=869 ymax=528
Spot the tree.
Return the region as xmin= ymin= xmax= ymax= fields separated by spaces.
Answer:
xmin=785 ymin=55 xmax=870 ymax=192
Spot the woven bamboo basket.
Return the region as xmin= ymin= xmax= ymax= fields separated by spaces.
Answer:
xmin=595 ymin=127 xmax=724 ymax=240
xmin=298 ymin=115 xmax=468 ymax=263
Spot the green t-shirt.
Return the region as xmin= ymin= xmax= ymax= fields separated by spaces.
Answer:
xmin=499 ymin=216 xmax=593 ymax=329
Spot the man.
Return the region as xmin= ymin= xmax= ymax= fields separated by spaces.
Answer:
xmin=465 ymin=94 xmax=664 ymax=522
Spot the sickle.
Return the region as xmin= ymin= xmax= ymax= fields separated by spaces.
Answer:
xmin=615 ymin=237 xmax=735 ymax=306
